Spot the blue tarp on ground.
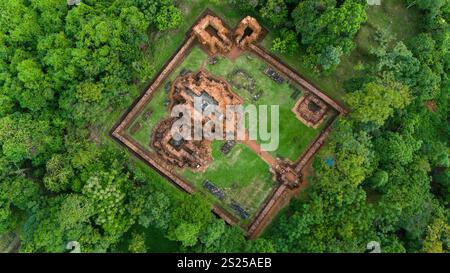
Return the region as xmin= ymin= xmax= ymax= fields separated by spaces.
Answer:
xmin=325 ymin=157 xmax=334 ymax=167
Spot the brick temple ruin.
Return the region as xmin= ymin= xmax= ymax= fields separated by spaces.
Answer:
xmin=234 ymin=16 xmax=262 ymax=49
xmin=293 ymin=93 xmax=329 ymax=128
xmin=151 ymin=70 xmax=243 ymax=172
xmin=193 ymin=15 xmax=232 ymax=55
xmin=111 ymin=10 xmax=347 ymax=239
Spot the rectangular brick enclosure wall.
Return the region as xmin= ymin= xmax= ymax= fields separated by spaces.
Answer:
xmin=110 ymin=9 xmax=347 ymax=238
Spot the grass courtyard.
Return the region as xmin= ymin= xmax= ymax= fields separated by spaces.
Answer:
xmin=183 ymin=141 xmax=274 ymax=223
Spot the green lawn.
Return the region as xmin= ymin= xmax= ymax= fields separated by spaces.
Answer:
xmin=128 ymin=88 xmax=168 ymax=148
xmin=364 ymin=0 xmax=421 ymax=45
xmin=182 ymin=141 xmax=274 ymax=221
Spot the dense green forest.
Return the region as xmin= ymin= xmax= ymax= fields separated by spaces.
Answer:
xmin=0 ymin=0 xmax=448 ymax=253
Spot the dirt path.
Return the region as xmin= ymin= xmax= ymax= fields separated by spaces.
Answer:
xmin=240 ymin=138 xmax=278 ymax=167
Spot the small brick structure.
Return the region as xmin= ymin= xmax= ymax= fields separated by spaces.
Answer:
xmin=293 ymin=93 xmax=328 ymax=128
